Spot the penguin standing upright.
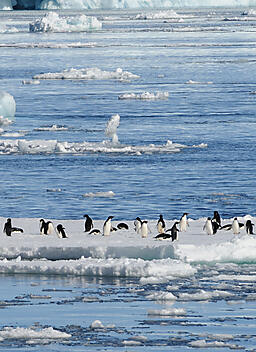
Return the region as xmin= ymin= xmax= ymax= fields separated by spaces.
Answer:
xmin=170 ymin=221 xmax=180 ymax=241
xmin=232 ymin=217 xmax=242 ymax=234
xmin=3 ymin=218 xmax=23 ymax=237
xmin=157 ymin=214 xmax=165 ymax=234
xmin=246 ymin=219 xmax=254 ymax=235
xmin=212 ymin=211 xmax=221 ymax=228
xmin=39 ymin=219 xmax=54 ymax=235
xmin=141 ymin=220 xmax=148 ymax=238
xmin=103 ymin=216 xmax=114 ymax=236
xmin=203 ymin=217 xmax=214 ymax=235
xmin=179 ymin=213 xmax=189 ymax=232
xmin=134 ymin=217 xmax=142 ymax=234
xmin=84 ymin=214 xmax=93 ymax=232
xmin=56 ymin=224 xmax=68 ymax=238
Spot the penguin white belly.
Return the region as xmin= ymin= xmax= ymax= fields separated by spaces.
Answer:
xmin=103 ymin=222 xmax=111 ymax=236
xmin=141 ymin=223 xmax=148 ymax=238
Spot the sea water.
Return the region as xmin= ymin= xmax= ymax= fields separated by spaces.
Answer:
xmin=1 ymin=7 xmax=256 ymax=351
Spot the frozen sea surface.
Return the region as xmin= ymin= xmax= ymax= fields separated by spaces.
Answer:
xmin=1 ymin=7 xmax=256 ymax=351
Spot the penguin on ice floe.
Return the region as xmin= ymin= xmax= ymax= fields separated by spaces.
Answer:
xmin=3 ymin=218 xmax=23 ymax=237
xmin=56 ymin=224 xmax=68 ymax=238
xmin=141 ymin=220 xmax=148 ymax=238
xmin=117 ymin=222 xmax=129 ymax=230
xmin=179 ymin=213 xmax=189 ymax=232
xmin=155 ymin=221 xmax=179 ymax=241
xmin=89 ymin=229 xmax=101 ymax=235
xmin=246 ymin=219 xmax=254 ymax=235
xmin=39 ymin=219 xmax=54 ymax=235
xmin=103 ymin=216 xmax=114 ymax=236
xmin=157 ymin=214 xmax=165 ymax=234
xmin=212 ymin=211 xmax=221 ymax=228
xmin=134 ymin=217 xmax=142 ymax=234
xmin=203 ymin=217 xmax=215 ymax=236
xmin=84 ymin=214 xmax=93 ymax=232
xmin=220 ymin=217 xmax=244 ymax=234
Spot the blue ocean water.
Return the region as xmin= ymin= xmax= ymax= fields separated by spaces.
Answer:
xmin=1 ymin=8 xmax=256 ymax=221
xmin=1 ymin=8 xmax=256 ymax=351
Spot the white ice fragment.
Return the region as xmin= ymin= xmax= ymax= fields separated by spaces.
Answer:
xmin=29 ymin=12 xmax=102 ymax=33
xmin=83 ymin=191 xmax=115 ymax=198
xmin=105 ymin=114 xmax=120 ymax=144
xmin=90 ymin=320 xmax=104 ymax=329
xmin=0 ymin=91 xmax=16 ymax=122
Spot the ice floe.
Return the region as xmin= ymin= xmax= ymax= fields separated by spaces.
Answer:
xmin=29 ymin=12 xmax=102 ymax=33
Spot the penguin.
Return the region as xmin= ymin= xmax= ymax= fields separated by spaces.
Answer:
xmin=157 ymin=214 xmax=165 ymax=234
xmin=39 ymin=219 xmax=54 ymax=235
xmin=141 ymin=220 xmax=148 ymax=238
xmin=89 ymin=229 xmax=101 ymax=235
xmin=56 ymin=224 xmax=68 ymax=238
xmin=246 ymin=219 xmax=254 ymax=235
xmin=3 ymin=218 xmax=23 ymax=237
xmin=179 ymin=213 xmax=189 ymax=232
xmin=117 ymin=222 xmax=129 ymax=230
xmin=134 ymin=217 xmax=142 ymax=234
xmin=232 ymin=217 xmax=243 ymax=234
xmin=212 ymin=211 xmax=221 ymax=228
xmin=155 ymin=222 xmax=179 ymax=241
xmin=103 ymin=216 xmax=114 ymax=236
xmin=203 ymin=217 xmax=214 ymax=235
xmin=170 ymin=221 xmax=180 ymax=241
xmin=84 ymin=214 xmax=93 ymax=232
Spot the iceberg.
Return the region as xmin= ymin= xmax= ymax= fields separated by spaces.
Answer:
xmin=6 ymin=0 xmax=256 ymax=10
xmin=29 ymin=12 xmax=102 ymax=33
xmin=0 ymin=91 xmax=16 ymax=126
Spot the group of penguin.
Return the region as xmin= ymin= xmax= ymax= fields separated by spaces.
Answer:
xmin=203 ymin=211 xmax=255 ymax=235
xmin=2 ymin=211 xmax=255 ymax=239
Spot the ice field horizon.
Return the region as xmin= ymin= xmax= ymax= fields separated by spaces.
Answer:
xmin=1 ymin=6 xmax=256 ymax=351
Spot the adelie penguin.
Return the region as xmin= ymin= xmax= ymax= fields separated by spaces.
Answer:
xmin=246 ymin=219 xmax=254 ymax=235
xmin=103 ymin=216 xmax=114 ymax=236
xmin=39 ymin=219 xmax=54 ymax=235
xmin=134 ymin=217 xmax=142 ymax=234
xmin=56 ymin=224 xmax=68 ymax=238
xmin=155 ymin=222 xmax=179 ymax=241
xmin=203 ymin=217 xmax=215 ymax=236
xmin=212 ymin=211 xmax=221 ymax=228
xmin=141 ymin=220 xmax=148 ymax=238
xmin=84 ymin=214 xmax=93 ymax=232
xmin=157 ymin=214 xmax=165 ymax=234
xmin=3 ymin=218 xmax=23 ymax=237
xmin=117 ymin=222 xmax=129 ymax=230
xmin=179 ymin=213 xmax=189 ymax=232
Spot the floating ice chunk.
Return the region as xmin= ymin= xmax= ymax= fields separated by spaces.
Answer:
xmin=186 ymin=80 xmax=213 ymax=84
xmin=33 ymin=67 xmax=140 ymax=81
xmin=105 ymin=114 xmax=120 ymax=144
xmin=83 ymin=191 xmax=115 ymax=198
xmin=189 ymin=340 xmax=240 ymax=349
xmin=0 ymin=327 xmax=71 ymax=340
xmin=22 ymin=80 xmax=40 ymax=85
xmin=0 ymin=91 xmax=16 ymax=123
xmin=29 ymin=12 xmax=102 ymax=33
xmin=90 ymin=320 xmax=104 ymax=329
xmin=118 ymin=91 xmax=169 ymax=100
xmin=18 ymin=140 xmax=57 ymax=154
xmin=148 ymin=308 xmax=186 ymax=316
xmin=134 ymin=10 xmax=181 ymax=20
xmin=146 ymin=291 xmax=177 ymax=301
xmin=34 ymin=124 xmax=68 ymax=131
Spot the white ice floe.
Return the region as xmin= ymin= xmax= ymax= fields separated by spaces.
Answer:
xmin=186 ymin=80 xmax=213 ymax=84
xmin=0 ymin=216 xmax=255 ymax=280
xmin=118 ymin=92 xmax=169 ymax=100
xmin=189 ymin=340 xmax=240 ymax=349
xmin=34 ymin=125 xmax=68 ymax=131
xmin=133 ymin=10 xmax=182 ymax=20
xmin=83 ymin=191 xmax=115 ymax=198
xmin=148 ymin=308 xmax=186 ymax=316
xmin=22 ymin=80 xmax=40 ymax=85
xmin=0 ymin=327 xmax=71 ymax=340
xmin=178 ymin=289 xmax=233 ymax=301
xmin=146 ymin=291 xmax=177 ymax=301
xmin=0 ymin=90 xmax=16 ymax=122
xmin=29 ymin=12 xmax=102 ymax=33
xmin=33 ymin=67 xmax=140 ymax=81
xmin=0 ymin=138 xmax=204 ymax=155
